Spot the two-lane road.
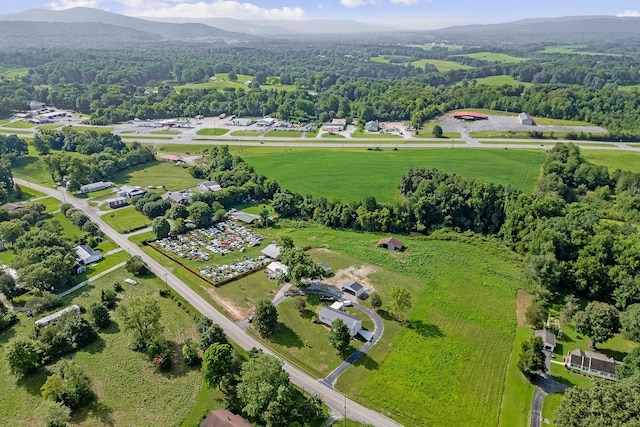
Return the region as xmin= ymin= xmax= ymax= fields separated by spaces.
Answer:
xmin=15 ymin=178 xmax=403 ymax=427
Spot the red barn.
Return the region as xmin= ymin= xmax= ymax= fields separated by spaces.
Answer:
xmin=453 ymin=112 xmax=488 ymax=121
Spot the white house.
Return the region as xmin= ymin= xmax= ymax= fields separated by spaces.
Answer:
xmin=76 ymin=245 xmax=102 ymax=265
xmin=79 ymin=181 xmax=111 ymax=194
xmin=318 ymin=306 xmax=362 ymax=337
xmin=535 ymin=329 xmax=557 ymax=352
xmin=198 ymin=181 xmax=222 ymax=192
xmin=257 ymin=117 xmax=276 ymax=127
xmin=119 ymin=185 xmax=146 ymax=198
xmin=35 ymin=305 xmax=81 ymax=327
xmin=105 ymin=197 xmax=127 ymax=209
xmin=565 ymin=349 xmax=621 ymax=381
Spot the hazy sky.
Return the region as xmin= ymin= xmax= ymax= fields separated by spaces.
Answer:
xmin=5 ymin=0 xmax=640 ymax=28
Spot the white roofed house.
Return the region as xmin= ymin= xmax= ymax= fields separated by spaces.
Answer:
xmin=79 ymin=181 xmax=111 ymax=194
xmin=266 ymin=261 xmax=289 ymax=278
xmin=565 ymin=349 xmax=621 ymax=380
xmin=76 ymin=245 xmax=102 ymax=265
xmin=119 ymin=185 xmax=147 ymax=198
xmin=198 ymin=181 xmax=222 ymax=192
xmin=163 ymin=191 xmax=192 ymax=205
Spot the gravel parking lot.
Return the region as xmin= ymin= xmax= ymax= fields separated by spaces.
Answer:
xmin=441 ymin=114 xmax=606 ymax=134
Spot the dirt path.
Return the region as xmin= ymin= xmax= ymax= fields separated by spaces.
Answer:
xmin=516 ymin=289 xmax=534 ymax=326
xmin=204 ymin=287 xmax=249 ymax=321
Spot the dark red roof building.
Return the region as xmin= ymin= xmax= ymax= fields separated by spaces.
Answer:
xmin=200 ymin=409 xmax=252 ymax=427
xmin=453 ymin=112 xmax=488 ymax=121
xmin=378 ymin=237 xmax=405 ymax=251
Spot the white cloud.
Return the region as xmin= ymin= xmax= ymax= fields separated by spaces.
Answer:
xmin=121 ymin=1 xmax=307 ymax=20
xmin=339 ymin=0 xmax=366 ymax=7
xmin=617 ymin=10 xmax=640 ymax=17
xmin=390 ymin=0 xmax=419 ymax=4
xmin=49 ymin=0 xmax=104 ymax=9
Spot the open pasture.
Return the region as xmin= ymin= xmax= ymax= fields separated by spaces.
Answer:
xmin=411 ymin=59 xmax=473 ymax=72
xmin=462 ymin=52 xmax=528 ymax=63
xmin=243 ymin=148 xmax=544 ymax=203
xmin=582 ymin=150 xmax=640 ymax=173
xmin=111 ymin=160 xmax=201 ymax=192
xmin=475 ymin=75 xmax=532 ymax=86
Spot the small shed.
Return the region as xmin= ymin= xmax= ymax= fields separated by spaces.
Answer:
xmin=378 ymin=237 xmax=404 ymax=251
xmin=341 ymin=280 xmax=366 ymax=299
xmin=519 ymin=112 xmax=533 ymax=126
xmin=365 ymin=120 xmax=380 ymax=132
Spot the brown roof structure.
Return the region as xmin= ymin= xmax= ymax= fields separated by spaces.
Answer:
xmin=200 ymin=409 xmax=252 ymax=427
xmin=378 ymin=237 xmax=404 ymax=250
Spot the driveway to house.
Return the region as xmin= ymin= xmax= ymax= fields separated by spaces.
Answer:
xmin=14 ymin=178 xmax=403 ymax=427
xmin=531 ymin=351 xmax=568 ymax=427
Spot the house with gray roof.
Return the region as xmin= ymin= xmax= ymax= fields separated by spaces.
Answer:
xmin=565 ymin=349 xmax=621 ymax=380
xmin=318 ymin=306 xmax=362 ymax=337
xmin=341 ymin=280 xmax=366 ymax=299
xmin=260 ymin=243 xmax=281 ymax=260
xmin=535 ymin=328 xmax=557 ymax=352
xmin=76 ymin=245 xmax=102 ymax=265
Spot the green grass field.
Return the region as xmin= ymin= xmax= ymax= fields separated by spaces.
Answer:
xmin=196 ymin=128 xmax=230 ymax=136
xmin=350 ymin=130 xmax=401 ymax=139
xmin=582 ymin=150 xmax=640 ymax=173
xmin=112 ymin=160 xmax=201 ymax=192
xmin=36 ymin=124 xmax=62 ymax=131
xmin=499 ymin=327 xmax=535 ymax=427
xmin=151 ymin=129 xmax=180 ymax=135
xmin=230 ymin=130 xmax=263 ymax=137
xmin=475 ymin=75 xmax=532 ymax=86
xmin=174 ymin=74 xmax=297 ymax=92
xmin=542 ymin=393 xmax=563 ymax=426
xmin=540 ymin=45 xmax=621 ymax=57
xmin=305 ymin=130 xmax=319 ymax=138
xmin=410 ymin=59 xmax=473 ymax=72
xmin=370 ymin=56 xmax=390 ymax=64
xmin=0 ymin=129 xmax=32 ymax=134
xmin=243 ymin=148 xmax=544 ymax=203
xmin=0 ymin=67 xmax=29 ymax=78
xmin=0 ymin=267 xmax=203 ymax=427
xmin=67 ymin=125 xmax=114 ymax=133
xmin=102 ymin=206 xmax=151 ymax=233
xmin=3 ymin=121 xmax=37 ymax=129
xmin=462 ymin=52 xmax=528 ymax=63
xmin=409 ymin=43 xmax=463 ymax=51
xmin=264 ymin=130 xmax=303 ymax=138
xmin=320 ymin=133 xmax=345 ymax=138
xmin=532 ymin=117 xmax=594 ymax=126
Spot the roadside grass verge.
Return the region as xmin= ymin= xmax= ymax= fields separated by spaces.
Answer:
xmin=243 ymin=148 xmax=544 ymax=203
xmin=541 ymin=393 xmax=563 ymax=426
xmin=102 ymin=206 xmax=151 ymax=233
xmin=230 ymin=130 xmax=262 ymax=137
xmin=196 ymin=128 xmax=230 ymax=136
xmin=351 ymin=131 xmax=401 ymax=139
xmin=321 ymin=133 xmax=345 ymax=138
xmin=264 ymin=130 xmax=303 ymax=138
xmin=3 ymin=120 xmax=37 ymax=129
xmin=112 ymin=160 xmax=200 ymax=191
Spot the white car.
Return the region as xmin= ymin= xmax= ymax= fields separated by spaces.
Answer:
xmin=342 ymin=300 xmax=353 ymax=307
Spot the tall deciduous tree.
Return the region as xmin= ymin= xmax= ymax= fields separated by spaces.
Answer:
xmin=202 ymin=342 xmax=235 ymax=389
xmin=253 ymin=300 xmax=278 ymax=338
xmin=6 ymin=339 xmax=40 ymax=377
xmin=574 ymin=301 xmax=620 ymax=348
xmin=329 ymin=319 xmax=351 ymax=356
xmin=189 ymin=201 xmax=213 ymax=228
xmin=525 ymin=301 xmax=548 ymax=329
xmin=369 ymin=292 xmax=382 ymax=311
xmin=518 ymin=336 xmax=546 ymax=380
xmin=389 ymin=285 xmax=412 ymax=321
xmin=152 ymin=217 xmax=170 ymax=239
xmin=118 ymin=296 xmax=163 ymax=352
xmin=621 ymin=304 xmax=640 ymax=342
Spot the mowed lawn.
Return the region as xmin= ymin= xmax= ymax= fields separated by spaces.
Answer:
xmin=112 ymin=160 xmax=201 ymax=191
xmin=243 ymin=149 xmax=544 ymax=203
xmin=0 ymin=268 xmax=204 ymax=427
xmin=582 ymin=150 xmax=640 ymax=173
xmin=330 ymin=236 xmax=523 ymax=427
xmin=102 ymin=205 xmax=151 ymax=233
xmin=462 ymin=52 xmax=529 ymax=63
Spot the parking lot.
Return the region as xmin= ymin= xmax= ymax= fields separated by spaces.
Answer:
xmin=441 ymin=114 xmax=606 ymax=134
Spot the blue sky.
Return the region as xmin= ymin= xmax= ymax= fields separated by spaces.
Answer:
xmin=4 ymin=0 xmax=640 ymax=28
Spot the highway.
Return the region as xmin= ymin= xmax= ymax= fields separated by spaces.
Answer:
xmin=14 ymin=178 xmax=404 ymax=427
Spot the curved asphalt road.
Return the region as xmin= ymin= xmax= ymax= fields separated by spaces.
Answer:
xmin=16 ymin=178 xmax=403 ymax=427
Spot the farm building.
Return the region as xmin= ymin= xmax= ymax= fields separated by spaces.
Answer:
xmin=29 ymin=101 xmax=46 ymax=110
xmin=76 ymin=245 xmax=102 ymax=265
xmin=318 ymin=306 xmax=362 ymax=337
xmin=317 ymin=263 xmax=332 ymax=276
xmin=260 ymin=244 xmax=282 ymax=260
xmin=378 ymin=237 xmax=404 ymax=251
xmin=453 ymin=112 xmax=488 ymax=121
xmin=341 ymin=280 xmax=366 ymax=299
xmin=235 ymin=213 xmax=260 ymax=225
xmin=534 ymin=328 xmax=557 ymax=352
xmin=324 ymin=118 xmax=347 ymax=132
xmin=565 ymin=349 xmax=621 ymax=381
xmin=200 ymin=409 xmax=252 ymax=427
xmin=79 ymin=181 xmax=111 ymax=194
xmin=35 ymin=305 xmax=81 ymax=328
xmin=365 ymin=120 xmax=380 ymax=132
xmin=164 ymin=191 xmax=192 ymax=205
xmin=105 ymin=197 xmax=127 ymax=209
xmin=266 ymin=261 xmax=289 ymax=277
xmin=519 ymin=112 xmax=533 ymax=126
xmin=198 ymin=181 xmax=222 ymax=192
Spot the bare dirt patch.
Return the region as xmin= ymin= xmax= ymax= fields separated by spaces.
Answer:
xmin=325 ymin=263 xmax=379 ymax=293
xmin=516 ymin=289 xmax=533 ymax=326
xmin=203 ymin=287 xmax=249 ymax=321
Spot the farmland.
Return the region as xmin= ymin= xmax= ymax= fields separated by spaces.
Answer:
xmin=111 ymin=160 xmax=201 ymax=191
xmin=461 ymin=52 xmax=529 ymax=63
xmin=410 ymin=59 xmax=473 ymax=72
xmin=243 ymin=148 xmax=544 ymax=203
